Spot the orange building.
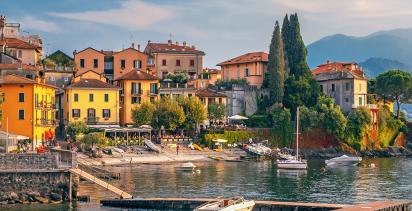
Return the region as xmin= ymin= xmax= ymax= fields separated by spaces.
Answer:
xmin=113 ymin=46 xmax=148 ymax=80
xmin=144 ymin=40 xmax=205 ymax=79
xmin=0 ymin=74 xmax=57 ymax=150
xmin=217 ymin=52 xmax=268 ymax=88
xmin=73 ymin=47 xmax=105 ymax=75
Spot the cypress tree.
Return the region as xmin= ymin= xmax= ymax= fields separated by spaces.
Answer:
xmin=267 ymin=21 xmax=287 ymax=104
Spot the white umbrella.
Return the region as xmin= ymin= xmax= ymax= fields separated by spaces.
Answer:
xmin=228 ymin=115 xmax=248 ymax=120
xmin=212 ymin=139 xmax=228 ymax=143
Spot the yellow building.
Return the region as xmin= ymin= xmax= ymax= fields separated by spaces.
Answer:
xmin=64 ymin=79 xmax=120 ymax=127
xmin=0 ymin=74 xmax=57 ymax=150
xmin=114 ymin=69 xmax=159 ymax=126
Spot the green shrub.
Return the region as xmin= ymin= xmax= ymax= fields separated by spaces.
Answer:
xmin=203 ymin=130 xmax=255 ymax=146
xmin=245 ymin=115 xmax=270 ymax=128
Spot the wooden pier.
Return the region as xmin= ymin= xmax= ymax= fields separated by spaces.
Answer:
xmin=100 ymin=198 xmax=410 ymax=211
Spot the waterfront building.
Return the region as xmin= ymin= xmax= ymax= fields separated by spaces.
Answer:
xmin=73 ymin=47 xmax=105 ymax=77
xmin=64 ymin=78 xmax=120 ymax=128
xmin=159 ymin=84 xmax=198 ymax=99
xmin=217 ymin=52 xmax=268 ymax=88
xmin=144 ymin=40 xmax=205 ymax=79
xmin=114 ymin=69 xmax=159 ymax=126
xmin=312 ymin=60 xmax=369 ymax=113
xmin=0 ymin=74 xmax=57 ymax=150
xmin=0 ymin=52 xmax=37 ymax=79
xmin=206 ymin=68 xmax=222 ymax=85
xmin=112 ymin=45 xmax=148 ymax=80
xmin=73 ymin=69 xmax=107 ymax=83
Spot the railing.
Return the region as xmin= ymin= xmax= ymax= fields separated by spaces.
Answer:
xmin=131 ymin=90 xmax=143 ymax=95
xmin=85 ymin=117 xmax=100 ymax=124
xmin=147 ymin=90 xmax=158 ymax=95
xmin=50 ymin=148 xmax=78 ymax=169
xmin=35 ymin=102 xmax=57 ymax=109
xmin=35 ymin=119 xmax=58 ymax=126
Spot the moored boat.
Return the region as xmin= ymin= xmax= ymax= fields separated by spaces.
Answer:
xmin=325 ymin=155 xmax=362 ymax=167
xmin=175 ymin=162 xmax=196 ymax=171
xmin=194 ymin=197 xmax=255 ymax=211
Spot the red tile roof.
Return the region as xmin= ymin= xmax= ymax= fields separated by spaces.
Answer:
xmin=0 ymin=74 xmax=36 ymax=84
xmin=146 ymin=42 xmax=205 ymax=55
xmin=75 ymin=69 xmax=103 ymax=77
xmin=0 ymin=38 xmax=38 ymax=49
xmin=311 ymin=61 xmax=364 ymax=76
xmin=0 ymin=63 xmax=36 ymax=71
xmin=114 ymin=69 xmax=158 ymax=81
xmin=66 ymin=79 xmax=119 ymax=89
xmin=196 ymin=89 xmax=226 ymax=98
xmin=217 ymin=52 xmax=268 ymax=66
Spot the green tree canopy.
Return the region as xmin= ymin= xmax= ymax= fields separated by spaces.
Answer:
xmin=67 ymin=121 xmax=88 ymax=139
xmin=44 ymin=50 xmax=74 ymax=67
xmin=132 ymin=101 xmax=155 ymax=126
xmin=166 ymin=72 xmax=189 ymax=84
xmin=152 ymin=96 xmax=185 ymax=130
xmin=208 ymin=102 xmax=227 ymax=123
xmin=322 ymin=105 xmax=347 ymax=140
xmin=376 ymin=70 xmax=412 ymax=118
xmin=269 ymin=104 xmax=293 ymax=146
xmin=178 ymin=97 xmax=207 ymax=130
xmin=267 ymin=21 xmax=288 ymax=104
xmin=345 ymin=107 xmax=371 ymax=149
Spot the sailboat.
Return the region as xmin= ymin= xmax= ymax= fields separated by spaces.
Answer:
xmin=277 ymin=107 xmax=308 ymax=170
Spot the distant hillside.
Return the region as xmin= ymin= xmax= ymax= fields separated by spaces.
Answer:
xmin=307 ymin=29 xmax=412 ymax=68
xmin=359 ymin=57 xmax=412 ymax=78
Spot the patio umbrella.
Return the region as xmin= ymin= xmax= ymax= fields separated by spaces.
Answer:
xmin=228 ymin=115 xmax=248 ymax=120
xmin=213 ymin=139 xmax=228 ymax=143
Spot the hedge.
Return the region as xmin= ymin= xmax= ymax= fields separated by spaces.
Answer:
xmin=203 ymin=130 xmax=255 ymax=146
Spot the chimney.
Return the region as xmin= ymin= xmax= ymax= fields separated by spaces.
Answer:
xmin=183 ymin=41 xmax=187 ymax=47
xmin=326 ymin=59 xmax=330 ymax=64
xmin=147 ymin=40 xmax=151 ymax=44
xmin=192 ymin=45 xmax=196 ymax=50
xmin=73 ymin=50 xmax=77 ymax=56
xmin=0 ymin=15 xmax=5 ymax=39
xmin=168 ymin=39 xmax=172 ymax=46
xmin=137 ymin=44 xmax=140 ymax=51
xmin=176 ymin=41 xmax=179 ymax=46
xmin=132 ymin=43 xmax=135 ymax=49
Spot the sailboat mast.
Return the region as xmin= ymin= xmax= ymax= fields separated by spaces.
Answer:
xmin=296 ymin=107 xmax=299 ymax=161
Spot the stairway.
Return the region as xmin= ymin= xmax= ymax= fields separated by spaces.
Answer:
xmin=69 ymin=168 xmax=133 ymax=199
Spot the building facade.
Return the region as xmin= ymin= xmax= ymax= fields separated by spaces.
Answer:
xmin=115 ymin=69 xmax=159 ymax=126
xmin=312 ymin=61 xmax=368 ymax=112
xmin=217 ymin=52 xmax=268 ymax=88
xmin=0 ymin=74 xmax=57 ymax=150
xmin=144 ymin=40 xmax=205 ymax=79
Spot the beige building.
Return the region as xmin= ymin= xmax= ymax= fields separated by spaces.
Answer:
xmin=312 ymin=61 xmax=368 ymax=112
xmin=144 ymin=40 xmax=205 ymax=79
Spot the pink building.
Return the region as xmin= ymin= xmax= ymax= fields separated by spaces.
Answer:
xmin=217 ymin=52 xmax=268 ymax=88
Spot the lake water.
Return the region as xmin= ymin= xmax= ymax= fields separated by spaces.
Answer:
xmin=6 ymin=157 xmax=412 ymax=210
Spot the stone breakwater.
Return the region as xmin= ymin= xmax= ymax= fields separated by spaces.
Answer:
xmin=0 ymin=171 xmax=78 ymax=205
xmin=0 ymin=153 xmax=59 ymax=169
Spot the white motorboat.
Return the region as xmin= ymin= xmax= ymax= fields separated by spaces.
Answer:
xmin=325 ymin=155 xmax=362 ymax=166
xmin=194 ymin=197 xmax=255 ymax=211
xmin=245 ymin=143 xmax=271 ymax=157
xmin=277 ymin=107 xmax=308 ymax=170
xmin=175 ymin=162 xmax=196 ymax=171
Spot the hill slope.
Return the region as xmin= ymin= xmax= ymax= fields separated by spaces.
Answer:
xmin=359 ymin=57 xmax=412 ymax=78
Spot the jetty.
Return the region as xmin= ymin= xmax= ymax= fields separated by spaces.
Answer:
xmin=101 ymin=198 xmax=410 ymax=211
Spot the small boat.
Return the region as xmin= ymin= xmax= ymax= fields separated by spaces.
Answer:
xmin=225 ymin=157 xmax=244 ymax=162
xmin=194 ymin=197 xmax=255 ymax=211
xmin=208 ymin=155 xmax=224 ymax=161
xmin=325 ymin=155 xmax=362 ymax=166
xmin=244 ymin=143 xmax=271 ymax=157
xmin=277 ymin=107 xmax=308 ymax=170
xmin=175 ymin=162 xmax=196 ymax=171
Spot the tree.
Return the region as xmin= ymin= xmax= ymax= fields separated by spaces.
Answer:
xmin=269 ymin=105 xmax=293 ymax=146
xmin=299 ymin=106 xmax=319 ymax=132
xmin=345 ymin=107 xmax=371 ymax=149
xmin=376 ymin=70 xmax=412 ymax=118
xmin=166 ymin=72 xmax=189 ymax=84
xmin=267 ymin=21 xmax=288 ymax=104
xmin=322 ymin=106 xmax=347 ymax=140
xmin=283 ymin=76 xmax=320 ymax=116
xmin=208 ymin=102 xmax=227 ymax=124
xmin=66 ymin=121 xmax=88 ymax=140
xmin=152 ymin=97 xmax=185 ymax=130
xmin=132 ymin=102 xmax=155 ymax=126
xmin=178 ymin=97 xmax=207 ymax=131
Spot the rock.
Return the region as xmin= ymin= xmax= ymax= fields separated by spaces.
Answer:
xmin=26 ymin=191 xmax=40 ymax=197
xmin=8 ymin=192 xmax=18 ymax=200
xmin=34 ymin=196 xmax=49 ymax=204
xmin=50 ymin=193 xmax=62 ymax=201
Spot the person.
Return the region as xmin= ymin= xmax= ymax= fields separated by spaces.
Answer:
xmin=176 ymin=144 xmax=180 ymax=155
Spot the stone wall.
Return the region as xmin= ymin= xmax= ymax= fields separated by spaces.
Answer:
xmin=0 ymin=153 xmax=59 ymax=170
xmin=0 ymin=171 xmax=78 ymax=205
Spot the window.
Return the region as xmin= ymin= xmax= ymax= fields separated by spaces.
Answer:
xmin=74 ymin=93 xmax=79 ymax=102
xmin=80 ymin=59 xmax=85 ymax=68
xmin=131 ymin=97 xmax=141 ymax=104
xmin=102 ymin=109 xmax=111 ymax=118
xmin=93 ymin=59 xmax=98 ymax=68
xmin=72 ymin=109 xmax=80 ymax=118
xmin=162 ymin=59 xmax=167 ymax=66
xmin=18 ymin=50 xmax=22 ymax=58
xmin=50 ymin=76 xmax=55 ymax=82
xmin=359 ymin=96 xmax=363 ymax=106
xmin=18 ymin=93 xmax=24 ymax=102
xmin=104 ymin=61 xmax=113 ymax=70
xmin=176 ymin=59 xmax=181 ymax=66
xmin=35 ymin=94 xmax=38 ymax=105
xmin=148 ymin=58 xmax=154 ymax=65
xmin=359 ymin=83 xmax=362 ymax=92
xmin=319 ymin=84 xmax=323 ymax=91
xmin=133 ymin=60 xmax=142 ymax=69
xmin=150 ymin=83 xmax=157 ymax=94
xmin=331 ymin=84 xmax=335 ymax=92
xmin=219 ymin=98 xmax=223 ymax=104
xmin=121 ymin=59 xmax=126 ymax=69
xmin=190 ymin=59 xmax=195 ymax=67
xmin=245 ymin=68 xmax=249 ymax=76
xmin=131 ymin=82 xmax=141 ymax=94
xmin=64 ymin=77 xmax=69 ymax=82
xmin=18 ymin=109 xmax=24 ymax=120
xmin=104 ymin=94 xmax=109 ymax=102
xmin=345 ymin=82 xmax=350 ymax=91
xmin=345 ymin=98 xmax=349 ymax=103
xmin=89 ymin=94 xmax=94 ymax=102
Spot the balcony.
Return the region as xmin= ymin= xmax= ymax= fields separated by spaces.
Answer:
xmin=85 ymin=117 xmax=100 ymax=124
xmin=131 ymin=90 xmax=143 ymax=96
xmin=147 ymin=90 xmax=158 ymax=95
xmin=35 ymin=101 xmax=57 ymax=110
xmin=35 ymin=119 xmax=58 ymax=127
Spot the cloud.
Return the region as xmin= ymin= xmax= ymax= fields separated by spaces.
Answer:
xmin=49 ymin=0 xmax=177 ymax=30
xmin=19 ymin=16 xmax=61 ymax=33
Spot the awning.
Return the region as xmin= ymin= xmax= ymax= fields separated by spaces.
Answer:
xmin=228 ymin=115 xmax=248 ymax=120
xmin=212 ymin=139 xmax=228 ymax=143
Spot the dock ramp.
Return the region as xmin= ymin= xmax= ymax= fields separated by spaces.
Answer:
xmin=69 ymin=168 xmax=132 ymax=199
xmin=144 ymin=139 xmax=162 ymax=153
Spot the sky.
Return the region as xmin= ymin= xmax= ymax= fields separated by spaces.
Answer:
xmin=2 ymin=0 xmax=412 ymax=68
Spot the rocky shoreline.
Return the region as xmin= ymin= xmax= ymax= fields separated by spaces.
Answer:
xmin=0 ymin=189 xmax=67 ymax=205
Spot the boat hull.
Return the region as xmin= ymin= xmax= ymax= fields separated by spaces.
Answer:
xmin=195 ymin=200 xmax=255 ymax=211
xmin=325 ymin=156 xmax=362 ymax=167
xmin=277 ymin=160 xmax=308 ymax=170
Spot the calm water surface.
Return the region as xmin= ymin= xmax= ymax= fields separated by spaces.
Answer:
xmin=6 ymin=157 xmax=412 ymax=210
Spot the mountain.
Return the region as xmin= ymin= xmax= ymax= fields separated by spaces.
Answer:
xmin=359 ymin=57 xmax=412 ymax=78
xmin=307 ymin=28 xmax=412 ymax=68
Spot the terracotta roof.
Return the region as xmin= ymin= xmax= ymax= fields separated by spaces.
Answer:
xmin=75 ymin=69 xmax=103 ymax=77
xmin=0 ymin=38 xmax=38 ymax=49
xmin=114 ymin=69 xmax=158 ymax=81
xmin=0 ymin=63 xmax=36 ymax=71
xmin=0 ymin=74 xmax=36 ymax=84
xmin=146 ymin=42 xmax=205 ymax=55
xmin=217 ymin=52 xmax=268 ymax=66
xmin=74 ymin=47 xmax=105 ymax=56
xmin=315 ymin=70 xmax=367 ymax=81
xmin=311 ymin=61 xmax=363 ymax=76
xmin=206 ymin=69 xmax=221 ymax=74
xmin=101 ymin=50 xmax=115 ymax=56
xmin=196 ymin=89 xmax=226 ymax=98
xmin=66 ymin=79 xmax=119 ymax=89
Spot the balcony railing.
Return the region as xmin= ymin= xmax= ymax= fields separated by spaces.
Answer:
xmin=35 ymin=119 xmax=58 ymax=127
xmin=85 ymin=117 xmax=100 ymax=124
xmin=147 ymin=90 xmax=158 ymax=95
xmin=131 ymin=89 xmax=143 ymax=95
xmin=35 ymin=101 xmax=57 ymax=109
